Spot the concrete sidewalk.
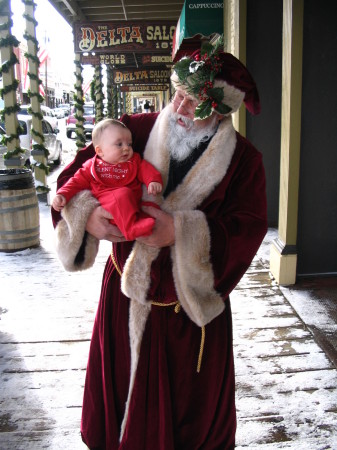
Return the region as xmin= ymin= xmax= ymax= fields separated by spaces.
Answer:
xmin=0 ymin=201 xmax=336 ymax=449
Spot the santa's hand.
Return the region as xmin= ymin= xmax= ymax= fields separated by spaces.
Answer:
xmin=137 ymin=206 xmax=175 ymax=248
xmin=86 ymin=206 xmax=126 ymax=243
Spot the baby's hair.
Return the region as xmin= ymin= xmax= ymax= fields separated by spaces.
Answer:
xmin=92 ymin=118 xmax=129 ymax=147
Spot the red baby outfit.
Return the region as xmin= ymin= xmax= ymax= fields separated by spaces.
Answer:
xmin=57 ymin=153 xmax=162 ymax=240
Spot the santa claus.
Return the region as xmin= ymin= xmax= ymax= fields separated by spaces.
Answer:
xmin=52 ymin=38 xmax=267 ymax=450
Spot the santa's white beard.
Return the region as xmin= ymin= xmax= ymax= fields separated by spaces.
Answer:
xmin=167 ymin=112 xmax=218 ymax=161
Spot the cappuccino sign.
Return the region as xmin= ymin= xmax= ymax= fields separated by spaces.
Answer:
xmin=74 ymin=21 xmax=176 ymax=53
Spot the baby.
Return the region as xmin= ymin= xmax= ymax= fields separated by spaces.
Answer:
xmin=52 ymin=118 xmax=163 ymax=240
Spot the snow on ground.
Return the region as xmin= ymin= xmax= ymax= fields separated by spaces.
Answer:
xmin=0 ymin=152 xmax=336 ymax=448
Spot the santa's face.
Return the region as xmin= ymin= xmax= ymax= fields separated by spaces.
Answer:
xmin=167 ymin=104 xmax=219 ymax=162
xmin=171 ymin=89 xmax=219 ymax=133
xmin=172 ymin=90 xmax=199 ymax=124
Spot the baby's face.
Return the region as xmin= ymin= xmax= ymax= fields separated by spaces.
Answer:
xmin=98 ymin=126 xmax=133 ymax=165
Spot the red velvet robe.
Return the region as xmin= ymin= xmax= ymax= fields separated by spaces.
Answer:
xmin=53 ymin=110 xmax=267 ymax=450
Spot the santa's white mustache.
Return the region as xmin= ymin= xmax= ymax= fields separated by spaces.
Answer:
xmin=172 ymin=112 xmax=194 ymax=130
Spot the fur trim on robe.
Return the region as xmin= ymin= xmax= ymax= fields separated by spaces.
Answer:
xmin=55 ymin=190 xmax=100 ymax=271
xmin=118 ymin=107 xmax=237 ymax=441
xmin=122 ymin=105 xmax=237 ymax=327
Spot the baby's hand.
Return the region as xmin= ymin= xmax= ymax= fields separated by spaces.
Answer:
xmin=52 ymin=194 xmax=67 ymax=212
xmin=148 ymin=182 xmax=162 ymax=196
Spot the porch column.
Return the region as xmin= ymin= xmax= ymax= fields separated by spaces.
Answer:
xmin=270 ymin=0 xmax=304 ymax=285
xmin=74 ymin=53 xmax=85 ymax=150
xmin=24 ymin=1 xmax=48 ymax=192
xmin=223 ymin=0 xmax=247 ymax=136
xmin=94 ymin=64 xmax=104 ymax=122
xmin=0 ymin=1 xmax=23 ymax=167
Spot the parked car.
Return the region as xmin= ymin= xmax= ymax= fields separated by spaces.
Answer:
xmin=0 ymin=124 xmax=11 ymax=168
xmin=1 ymin=115 xmax=62 ymax=166
xmin=20 ymin=115 xmax=62 ymax=165
xmin=19 ymin=105 xmax=59 ymax=131
xmin=53 ymin=107 xmax=65 ymax=119
xmin=57 ymin=103 xmax=71 ymax=116
xmin=66 ymin=102 xmax=95 ymax=140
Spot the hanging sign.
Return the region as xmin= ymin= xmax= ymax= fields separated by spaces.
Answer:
xmin=81 ymin=53 xmax=127 ymax=65
xmin=74 ymin=21 xmax=176 ymax=54
xmin=80 ymin=53 xmax=173 ymax=67
xmin=172 ymin=0 xmax=223 ymax=61
xmin=141 ymin=54 xmax=173 ymax=65
xmin=113 ymin=68 xmax=171 ymax=85
xmin=120 ymin=85 xmax=169 ymax=92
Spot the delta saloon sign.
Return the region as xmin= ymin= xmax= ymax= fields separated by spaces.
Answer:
xmin=74 ymin=21 xmax=176 ymax=54
xmin=113 ymin=69 xmax=171 ymax=85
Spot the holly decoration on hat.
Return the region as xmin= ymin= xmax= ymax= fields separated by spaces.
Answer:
xmin=173 ymin=36 xmax=232 ymax=120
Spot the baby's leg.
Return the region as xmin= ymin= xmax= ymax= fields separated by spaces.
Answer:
xmin=99 ymin=188 xmax=155 ymax=240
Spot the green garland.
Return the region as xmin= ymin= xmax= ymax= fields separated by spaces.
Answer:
xmin=24 ymin=49 xmax=39 ymax=64
xmin=0 ymin=34 xmax=20 ymax=49
xmin=0 ymin=78 xmax=19 ymax=96
xmin=22 ymin=0 xmax=50 ymax=192
xmin=23 ymin=30 xmax=38 ymax=46
xmin=73 ymin=58 xmax=86 ymax=150
xmin=0 ymin=51 xmax=19 ymax=75
xmin=0 ymin=123 xmax=24 ymax=160
xmin=22 ymin=13 xmax=38 ymax=27
xmin=94 ymin=64 xmax=104 ymax=123
xmin=113 ymin=84 xmax=118 ymax=119
xmin=0 ymin=16 xmax=13 ymax=31
xmin=106 ymin=65 xmax=113 ymax=118
xmin=27 ymin=88 xmax=44 ymax=103
xmin=0 ymin=104 xmax=21 ymax=122
xmin=0 ymin=3 xmax=25 ymax=161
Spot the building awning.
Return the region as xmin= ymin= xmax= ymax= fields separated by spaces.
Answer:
xmin=172 ymin=0 xmax=223 ymax=62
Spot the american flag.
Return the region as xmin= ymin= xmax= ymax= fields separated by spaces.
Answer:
xmin=23 ymin=47 xmax=49 ymax=96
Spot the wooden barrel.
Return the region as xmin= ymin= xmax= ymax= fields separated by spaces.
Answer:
xmin=0 ymin=169 xmax=40 ymax=252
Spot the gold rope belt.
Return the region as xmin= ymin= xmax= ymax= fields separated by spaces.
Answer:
xmin=110 ymin=250 xmax=205 ymax=373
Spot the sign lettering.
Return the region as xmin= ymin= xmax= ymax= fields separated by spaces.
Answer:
xmin=120 ymin=85 xmax=169 ymax=92
xmin=80 ymin=54 xmax=172 ymax=67
xmin=113 ymin=68 xmax=171 ymax=85
xmin=75 ymin=21 xmax=176 ymax=54
xmin=81 ymin=54 xmax=127 ymax=65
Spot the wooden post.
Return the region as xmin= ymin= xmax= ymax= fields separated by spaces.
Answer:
xmin=24 ymin=1 xmax=48 ymax=192
xmin=106 ymin=64 xmax=113 ymax=118
xmin=113 ymin=82 xmax=118 ymax=119
xmin=270 ymin=0 xmax=304 ymax=285
xmin=74 ymin=53 xmax=85 ymax=150
xmin=223 ymin=0 xmax=247 ymax=136
xmin=94 ymin=64 xmax=103 ymax=122
xmin=0 ymin=0 xmax=24 ymax=168
xmin=125 ymin=92 xmax=132 ymax=115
